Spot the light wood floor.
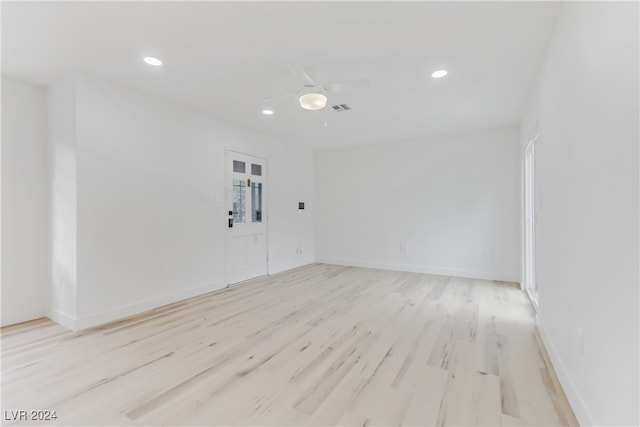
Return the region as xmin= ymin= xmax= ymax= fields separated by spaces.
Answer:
xmin=2 ymin=264 xmax=574 ymax=426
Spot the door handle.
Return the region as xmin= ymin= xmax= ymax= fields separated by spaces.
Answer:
xmin=228 ymin=218 xmax=233 ymax=228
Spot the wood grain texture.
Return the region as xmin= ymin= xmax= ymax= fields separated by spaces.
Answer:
xmin=1 ymin=264 xmax=573 ymax=426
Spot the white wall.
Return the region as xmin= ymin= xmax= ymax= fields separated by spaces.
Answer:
xmin=521 ymin=2 xmax=639 ymax=425
xmin=47 ymin=78 xmax=78 ymax=326
xmin=45 ymin=75 xmax=314 ymax=330
xmin=1 ymin=77 xmax=48 ymax=326
xmin=267 ymin=142 xmax=315 ymax=274
xmin=315 ymin=126 xmax=521 ymax=282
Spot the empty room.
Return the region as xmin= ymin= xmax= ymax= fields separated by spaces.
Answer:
xmin=1 ymin=1 xmax=638 ymax=426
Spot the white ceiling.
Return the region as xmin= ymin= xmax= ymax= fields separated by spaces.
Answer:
xmin=2 ymin=1 xmax=559 ymax=149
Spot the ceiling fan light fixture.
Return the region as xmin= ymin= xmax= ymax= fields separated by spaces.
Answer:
xmin=299 ymin=93 xmax=327 ymax=111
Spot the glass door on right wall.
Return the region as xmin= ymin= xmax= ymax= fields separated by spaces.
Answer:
xmin=524 ymin=134 xmax=538 ymax=308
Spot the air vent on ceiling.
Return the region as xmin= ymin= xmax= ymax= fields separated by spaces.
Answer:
xmin=331 ymin=104 xmax=351 ymax=112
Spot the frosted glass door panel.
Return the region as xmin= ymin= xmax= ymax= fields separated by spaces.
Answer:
xmin=232 ymin=179 xmax=246 ymax=224
xmin=252 ymin=182 xmax=262 ymax=223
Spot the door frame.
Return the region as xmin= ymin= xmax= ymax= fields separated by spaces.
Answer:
xmin=224 ymin=149 xmax=269 ymax=286
xmin=522 ymin=130 xmax=538 ymax=309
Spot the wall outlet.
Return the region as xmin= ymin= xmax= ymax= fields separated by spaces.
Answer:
xmin=400 ymin=243 xmax=409 ymax=253
xmin=296 ymin=246 xmax=303 ymax=255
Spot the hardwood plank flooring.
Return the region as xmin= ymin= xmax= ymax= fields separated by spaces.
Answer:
xmin=1 ymin=264 xmax=575 ymax=426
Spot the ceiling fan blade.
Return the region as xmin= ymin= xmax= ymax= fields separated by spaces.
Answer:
xmin=263 ymin=92 xmax=298 ymax=103
xmin=323 ymin=78 xmax=371 ymax=93
xmin=286 ymin=63 xmax=316 ymax=87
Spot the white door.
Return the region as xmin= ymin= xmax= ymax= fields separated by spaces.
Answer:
xmin=225 ymin=151 xmax=267 ymax=285
xmin=524 ymin=134 xmax=538 ymax=307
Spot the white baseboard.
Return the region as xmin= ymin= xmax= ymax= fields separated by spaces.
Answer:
xmin=269 ymin=260 xmax=315 ymax=276
xmin=1 ymin=308 xmax=47 ymax=328
xmin=316 ymin=258 xmax=519 ymax=283
xmin=537 ymin=319 xmax=594 ymax=426
xmin=74 ymin=280 xmax=226 ymax=330
xmin=47 ymin=307 xmax=77 ymax=330
xmin=48 ymin=280 xmax=225 ymax=331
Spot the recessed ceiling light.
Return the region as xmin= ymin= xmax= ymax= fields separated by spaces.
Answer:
xmin=143 ymin=56 xmax=162 ymax=66
xmin=261 ymin=109 xmax=274 ymax=115
xmin=431 ymin=69 xmax=448 ymax=78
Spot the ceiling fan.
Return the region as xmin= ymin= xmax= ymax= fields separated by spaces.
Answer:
xmin=266 ymin=64 xmax=371 ymax=112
